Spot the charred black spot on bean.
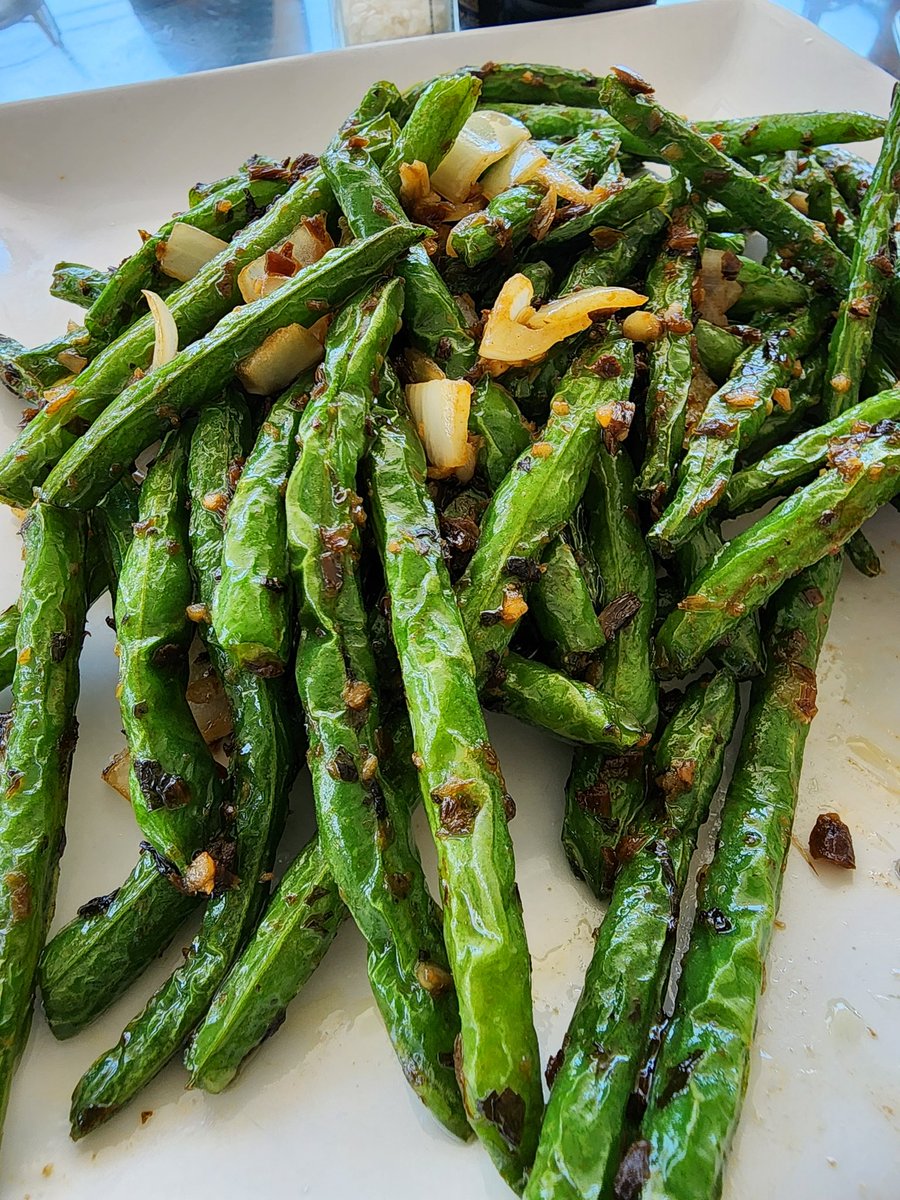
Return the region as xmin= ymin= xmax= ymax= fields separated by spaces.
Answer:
xmin=477 ymin=1088 xmax=525 ymax=1151
xmin=545 ymin=1047 xmax=565 ymax=1089
xmin=139 ymin=840 xmax=180 ymax=882
xmin=134 ymin=760 xmax=191 ymax=811
xmin=326 ymin=747 xmax=358 ymax=783
xmin=319 ymin=551 xmax=344 ymax=594
xmin=599 ymin=591 xmax=641 ymax=640
xmin=479 ymin=607 xmax=503 ymax=627
xmin=697 ymin=906 xmax=733 ymax=933
xmin=258 ymin=576 xmax=286 ymax=592
xmin=658 ymin=1049 xmax=704 ymax=1108
xmin=150 ymin=642 xmax=186 ymax=669
xmin=132 ymin=700 xmax=149 ymax=719
xmin=49 ymin=631 xmax=71 ymax=662
xmin=77 ymin=888 xmax=120 ymax=919
xmin=516 ymin=456 xmax=533 ymax=473
xmin=387 ymin=872 xmax=412 ymax=900
xmin=505 ymin=555 xmax=542 ymax=583
xmin=305 ymin=885 xmax=331 ymax=905
xmin=613 ymin=1139 xmax=651 ymax=1200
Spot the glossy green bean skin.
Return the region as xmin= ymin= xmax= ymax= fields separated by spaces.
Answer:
xmin=636 ymin=205 xmax=705 ymax=504
xmin=551 ymin=128 xmax=621 ymax=183
xmin=50 ymin=262 xmax=111 ymax=308
xmin=656 ymin=421 xmax=900 ymax=676
xmin=186 ymin=835 xmax=346 ymax=1093
xmin=846 ymin=528 xmax=882 ymax=576
xmin=369 ymin=371 xmax=543 ymax=1187
xmin=464 ymin=62 xmax=601 ymax=107
xmin=629 ymin=556 xmax=841 ymax=1200
xmin=486 ymin=653 xmax=646 ymax=750
xmin=384 ymin=73 xmax=480 ymax=190
xmin=40 ymin=223 xmax=425 ymax=511
xmin=286 ymin=279 xmax=467 ymax=1138
xmin=4 ymin=326 xmax=98 ymax=396
xmin=674 ymin=525 xmax=765 ymax=680
xmin=803 ymin=159 xmax=858 ymax=256
xmin=0 ymin=504 xmax=87 ymax=1138
xmin=485 ymin=103 xmax=643 ymax=153
xmin=322 ymin=142 xmax=476 ymax=377
xmin=814 ymin=146 xmax=873 ymax=212
xmin=527 ymin=672 xmax=738 ymax=1200
xmin=824 ymin=87 xmax=900 ymax=418
xmin=529 ymin=539 xmax=604 ymax=674
xmin=649 ymin=301 xmax=829 ymax=555
xmin=693 ymin=320 xmax=742 ymax=384
xmin=469 ymin=376 xmax=533 ymax=489
xmin=115 ymin=429 xmax=223 ymax=872
xmin=213 ymin=377 xmax=308 ymax=675
xmin=559 ymin=205 xmax=672 ymax=294
xmin=0 ymin=163 xmax=334 ymax=507
xmin=40 ymin=847 xmax=195 ymax=1039
xmin=543 ymin=174 xmax=671 ymax=247
xmin=727 ymin=256 xmax=811 ymax=319
xmin=70 ymin=396 xmax=300 ymax=1138
xmin=458 ymin=336 xmax=635 ymax=687
xmin=597 ymin=74 xmax=851 ymax=289
xmin=485 ymin=101 xmax=885 ymax=161
xmin=563 ymin=447 xmax=657 ymax=897
xmin=725 ymin=384 xmax=900 ymax=514
xmin=449 ymin=184 xmax=547 ymax=267
xmin=744 ymin=347 xmax=826 ymax=460
xmin=0 ymin=605 xmax=18 ymax=693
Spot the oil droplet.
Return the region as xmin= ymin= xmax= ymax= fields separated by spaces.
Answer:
xmin=845 ymin=735 xmax=900 ymax=794
xmin=825 ymin=997 xmax=871 ymax=1044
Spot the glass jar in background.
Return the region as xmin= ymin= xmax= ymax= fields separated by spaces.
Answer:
xmin=337 ymin=0 xmax=458 ymax=45
xmin=459 ymin=0 xmax=654 ymax=26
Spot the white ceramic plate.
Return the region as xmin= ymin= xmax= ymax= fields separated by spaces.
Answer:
xmin=1 ymin=1 xmax=898 ymax=1196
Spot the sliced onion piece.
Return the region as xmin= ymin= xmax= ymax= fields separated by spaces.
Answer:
xmin=535 ymin=161 xmax=615 ymax=206
xmin=431 ymin=111 xmax=531 ymax=203
xmin=159 ymin=222 xmax=228 ymax=282
xmin=529 ymin=285 xmax=649 ymax=329
xmin=237 ymin=324 xmax=324 ymax=395
xmin=697 ymin=249 xmax=744 ymax=326
xmin=405 ymin=379 xmax=472 ymax=469
xmin=142 ymin=289 xmax=178 ymax=368
xmin=237 ymin=214 xmax=334 ymax=303
xmin=479 ymin=274 xmax=646 ymax=367
xmin=101 ymin=747 xmax=131 ymax=800
xmin=480 ymin=140 xmax=549 ymax=200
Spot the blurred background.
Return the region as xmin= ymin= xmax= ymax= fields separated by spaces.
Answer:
xmin=0 ymin=0 xmax=897 ymax=104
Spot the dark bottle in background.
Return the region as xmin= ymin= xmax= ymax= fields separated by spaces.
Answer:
xmin=460 ymin=0 xmax=655 ymax=27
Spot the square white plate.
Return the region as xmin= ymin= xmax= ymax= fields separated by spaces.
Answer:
xmin=1 ymin=1 xmax=898 ymax=1196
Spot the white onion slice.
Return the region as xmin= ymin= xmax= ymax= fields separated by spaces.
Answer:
xmin=479 ymin=274 xmax=646 ymax=367
xmin=142 ymin=289 xmax=178 ymax=368
xmin=237 ymin=324 xmax=324 ymax=395
xmin=431 ymin=111 xmax=531 ymax=203
xmin=536 ymin=161 xmax=613 ymax=206
xmin=237 ymin=215 xmax=334 ymax=303
xmin=697 ymin=249 xmax=744 ymax=326
xmin=405 ymin=379 xmax=472 ymax=469
xmin=480 ymin=140 xmax=549 ymax=200
xmin=158 ymin=222 xmax=228 ymax=282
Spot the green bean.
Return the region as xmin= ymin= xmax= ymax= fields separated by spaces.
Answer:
xmin=563 ymin=446 xmax=657 ymax=897
xmin=458 ymin=335 xmax=635 ymax=687
xmin=655 ymin=420 xmax=900 ymax=676
xmin=627 ymin=556 xmax=841 ymax=1200
xmin=213 ymin=375 xmax=308 ymax=675
xmin=648 ymin=300 xmax=829 ymax=555
xmin=369 ymin=367 xmax=543 ymax=1187
xmin=526 ymin=672 xmax=738 ymax=1200
xmin=0 ymin=504 xmax=87 ymax=1140
xmin=40 ymin=223 xmax=426 ymax=511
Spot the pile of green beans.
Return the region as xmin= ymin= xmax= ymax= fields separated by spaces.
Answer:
xmin=0 ymin=62 xmax=895 ymax=1198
